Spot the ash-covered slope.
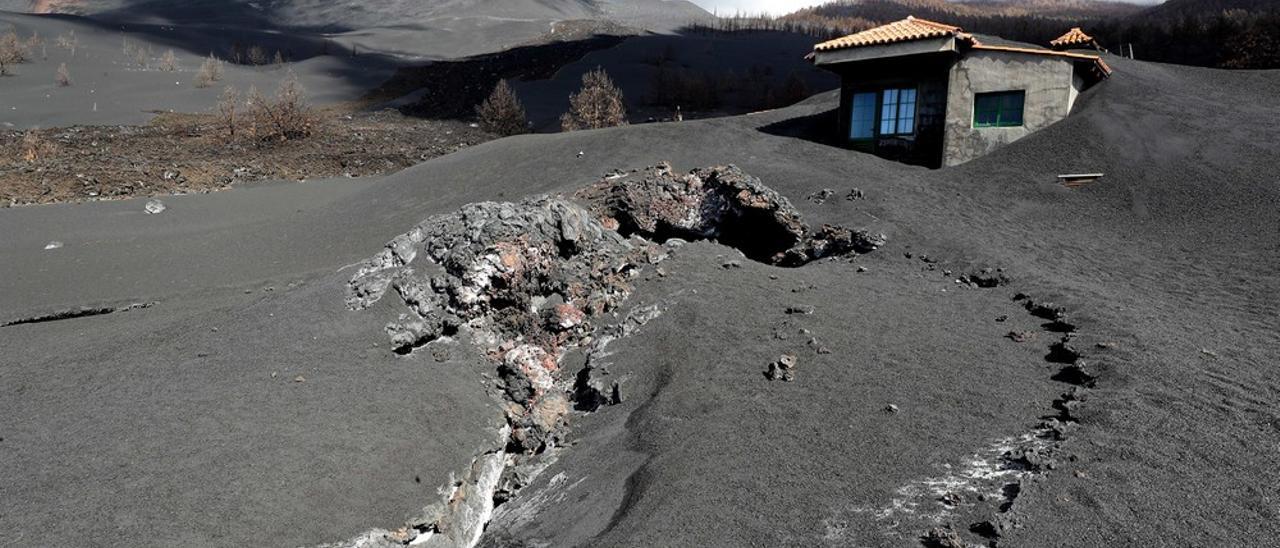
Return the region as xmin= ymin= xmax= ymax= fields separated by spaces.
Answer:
xmin=6 ymin=0 xmax=713 ymax=58
xmin=1 ymin=54 xmax=1278 ymax=547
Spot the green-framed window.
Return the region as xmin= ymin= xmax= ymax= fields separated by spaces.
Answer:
xmin=973 ymin=91 xmax=1025 ymax=128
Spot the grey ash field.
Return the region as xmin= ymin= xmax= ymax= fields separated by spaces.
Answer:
xmin=2 ymin=5 xmax=1280 ymax=548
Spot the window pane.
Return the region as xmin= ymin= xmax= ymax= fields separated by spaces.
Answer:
xmin=850 ymin=92 xmax=876 ymax=139
xmin=974 ymin=91 xmax=1024 ymax=127
xmin=897 ymin=101 xmax=915 ymax=133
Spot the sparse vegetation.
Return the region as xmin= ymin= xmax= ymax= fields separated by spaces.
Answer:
xmin=247 ymin=45 xmax=268 ymax=66
xmin=195 ymin=54 xmax=225 ymax=88
xmin=217 ymin=86 xmax=240 ymax=140
xmin=20 ymin=130 xmax=55 ymax=164
xmin=475 ymin=79 xmax=529 ymax=136
xmin=0 ymin=31 xmax=27 ymax=75
xmin=560 ymin=68 xmax=628 ymax=131
xmin=159 ymin=49 xmax=178 ymax=72
xmin=55 ymin=30 xmax=77 ymax=56
xmin=247 ymin=72 xmax=315 ymax=142
xmin=55 ymin=63 xmax=71 ymax=86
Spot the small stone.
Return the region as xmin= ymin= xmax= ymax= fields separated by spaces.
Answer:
xmin=939 ymin=492 xmax=961 ymax=506
xmin=856 ymin=266 xmax=868 ymax=273
xmin=144 ymin=199 xmax=166 ymax=214
xmin=1096 ymin=341 xmax=1117 ymax=349
xmin=1006 ymin=330 xmax=1036 ymax=343
xmin=293 ymin=375 xmax=306 ymax=383
xmin=785 ymin=305 xmax=815 ymax=315
xmin=722 ymin=260 xmax=742 ymax=269
xmin=885 ymin=404 xmax=899 ymax=413
xmin=995 ymin=314 xmax=1008 ymax=322
xmin=43 ymin=241 xmax=63 ymax=250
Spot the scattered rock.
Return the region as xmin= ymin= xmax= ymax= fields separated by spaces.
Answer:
xmin=293 ymin=375 xmax=306 ymax=383
xmin=805 ymin=188 xmax=835 ymax=204
xmin=885 ymin=403 xmax=899 ymax=413
xmin=785 ymin=304 xmax=815 ymax=315
xmin=960 ymin=268 xmax=1007 ymax=288
xmin=144 ymin=199 xmax=166 ymax=214
xmin=1006 ymin=330 xmax=1037 ymax=343
xmin=721 ymin=260 xmax=742 ymax=269
xmin=921 ymin=526 xmax=967 ymax=548
xmin=43 ymin=241 xmax=63 ymax=250
xmin=846 ymin=188 xmax=864 ymax=200
xmin=856 ymin=265 xmax=868 ymax=273
xmin=767 ymin=354 xmax=798 ymax=382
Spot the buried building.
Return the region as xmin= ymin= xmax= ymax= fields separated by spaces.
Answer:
xmin=811 ymin=17 xmax=1112 ymax=168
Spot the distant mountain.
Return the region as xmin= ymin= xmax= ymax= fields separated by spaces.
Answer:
xmin=9 ymin=0 xmax=713 ymax=31
xmin=790 ymin=0 xmax=1143 ymax=24
xmin=0 ymin=0 xmax=713 ymax=59
xmin=1140 ymin=0 xmax=1279 ymax=21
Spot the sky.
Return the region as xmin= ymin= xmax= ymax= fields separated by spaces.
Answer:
xmin=688 ymin=0 xmax=1163 ymax=17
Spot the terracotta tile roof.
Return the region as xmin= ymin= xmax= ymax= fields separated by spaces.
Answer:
xmin=814 ymin=16 xmax=967 ymax=52
xmin=1050 ymin=27 xmax=1096 ymax=49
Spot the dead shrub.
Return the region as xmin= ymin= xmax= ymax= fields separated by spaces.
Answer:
xmin=55 ymin=63 xmax=71 ymax=86
xmin=159 ymin=49 xmax=178 ymax=72
xmin=247 ymin=45 xmax=268 ymax=66
xmin=55 ymin=30 xmax=76 ymax=56
xmin=0 ymin=31 xmax=29 ymax=75
xmin=21 ymin=130 xmax=56 ymax=163
xmin=475 ymin=79 xmax=529 ymax=136
xmin=560 ymin=68 xmax=628 ymax=131
xmin=195 ymin=54 xmax=224 ymax=88
xmin=217 ymin=86 xmax=240 ymax=140
xmin=247 ymin=72 xmax=314 ymax=142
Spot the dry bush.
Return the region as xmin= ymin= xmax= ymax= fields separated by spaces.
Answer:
xmin=55 ymin=63 xmax=71 ymax=86
xmin=195 ymin=54 xmax=224 ymax=88
xmin=217 ymin=86 xmax=240 ymax=140
xmin=247 ymin=72 xmax=314 ymax=142
xmin=560 ymin=68 xmax=628 ymax=132
xmin=247 ymin=45 xmax=268 ymax=66
xmin=0 ymin=32 xmax=23 ymax=75
xmin=273 ymin=50 xmax=285 ymax=65
xmin=21 ymin=130 xmax=56 ymax=163
xmin=159 ymin=49 xmax=178 ymax=72
xmin=475 ymin=79 xmax=529 ymax=136
xmin=55 ymin=30 xmax=76 ymax=55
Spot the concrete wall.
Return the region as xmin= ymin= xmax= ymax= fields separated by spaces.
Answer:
xmin=942 ymin=51 xmax=1077 ymax=166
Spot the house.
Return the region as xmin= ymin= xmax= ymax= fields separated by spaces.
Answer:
xmin=810 ymin=17 xmax=1112 ymax=168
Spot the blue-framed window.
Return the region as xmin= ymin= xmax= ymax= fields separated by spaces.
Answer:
xmin=849 ymin=92 xmax=877 ymax=140
xmin=879 ymin=88 xmax=916 ymax=135
xmin=974 ymin=90 xmax=1025 ymax=128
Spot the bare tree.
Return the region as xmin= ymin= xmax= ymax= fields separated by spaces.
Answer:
xmin=55 ymin=63 xmax=71 ymax=86
xmin=195 ymin=54 xmax=224 ymax=88
xmin=217 ymin=86 xmax=240 ymax=140
xmin=247 ymin=45 xmax=268 ymax=66
xmin=560 ymin=68 xmax=628 ymax=131
xmin=475 ymin=79 xmax=529 ymax=136
xmin=159 ymin=49 xmax=178 ymax=72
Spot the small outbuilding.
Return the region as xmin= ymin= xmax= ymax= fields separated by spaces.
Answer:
xmin=810 ymin=17 xmax=1111 ymax=168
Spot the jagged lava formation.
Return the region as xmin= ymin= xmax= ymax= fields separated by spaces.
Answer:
xmin=346 ymin=163 xmax=885 ymax=454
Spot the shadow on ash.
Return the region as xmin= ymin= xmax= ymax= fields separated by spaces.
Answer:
xmin=332 ymin=163 xmax=885 ymax=547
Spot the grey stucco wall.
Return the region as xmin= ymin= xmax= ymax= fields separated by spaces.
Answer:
xmin=942 ymin=51 xmax=1077 ymax=166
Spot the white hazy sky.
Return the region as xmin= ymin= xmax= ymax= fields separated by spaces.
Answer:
xmin=689 ymin=0 xmax=1163 ymax=16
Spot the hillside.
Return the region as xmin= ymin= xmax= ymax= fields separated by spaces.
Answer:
xmin=1 ymin=0 xmax=714 ymax=59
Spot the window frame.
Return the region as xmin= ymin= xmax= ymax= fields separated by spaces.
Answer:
xmin=879 ymin=87 xmax=917 ymax=136
xmin=973 ymin=90 xmax=1026 ymax=128
xmin=849 ymin=91 xmax=878 ymax=141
